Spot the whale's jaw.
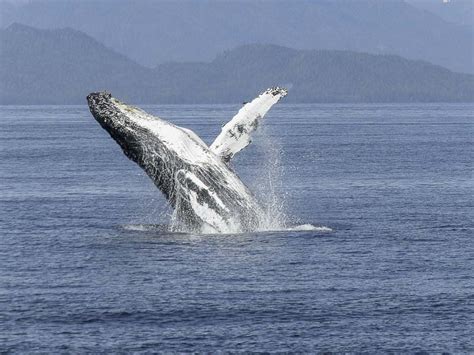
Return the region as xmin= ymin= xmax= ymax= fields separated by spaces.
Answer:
xmin=87 ymin=92 xmax=264 ymax=233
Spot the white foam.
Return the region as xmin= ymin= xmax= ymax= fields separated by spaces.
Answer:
xmin=121 ymin=223 xmax=332 ymax=235
xmin=287 ymin=224 xmax=333 ymax=232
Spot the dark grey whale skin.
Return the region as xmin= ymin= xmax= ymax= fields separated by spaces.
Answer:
xmin=86 ymin=92 xmax=262 ymax=232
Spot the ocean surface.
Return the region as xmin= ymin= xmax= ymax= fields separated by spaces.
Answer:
xmin=0 ymin=103 xmax=473 ymax=353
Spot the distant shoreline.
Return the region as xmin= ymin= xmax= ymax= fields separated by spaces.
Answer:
xmin=2 ymin=25 xmax=473 ymax=105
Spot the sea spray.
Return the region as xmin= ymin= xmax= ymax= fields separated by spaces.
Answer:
xmin=236 ymin=124 xmax=290 ymax=232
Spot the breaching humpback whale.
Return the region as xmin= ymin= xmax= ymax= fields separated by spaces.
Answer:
xmin=87 ymin=87 xmax=287 ymax=233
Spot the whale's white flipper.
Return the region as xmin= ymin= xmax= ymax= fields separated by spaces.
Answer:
xmin=210 ymin=87 xmax=288 ymax=163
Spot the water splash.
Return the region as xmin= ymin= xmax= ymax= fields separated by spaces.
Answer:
xmin=236 ymin=125 xmax=290 ymax=232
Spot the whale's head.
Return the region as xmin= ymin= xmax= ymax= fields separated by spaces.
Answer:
xmin=87 ymin=91 xmax=212 ymax=165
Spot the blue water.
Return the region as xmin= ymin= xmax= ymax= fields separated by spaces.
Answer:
xmin=0 ymin=103 xmax=473 ymax=352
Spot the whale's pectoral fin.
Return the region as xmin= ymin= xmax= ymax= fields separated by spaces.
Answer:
xmin=209 ymin=87 xmax=288 ymax=163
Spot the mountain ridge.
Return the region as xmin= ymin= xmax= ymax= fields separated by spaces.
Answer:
xmin=0 ymin=0 xmax=472 ymax=73
xmin=1 ymin=24 xmax=472 ymax=105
